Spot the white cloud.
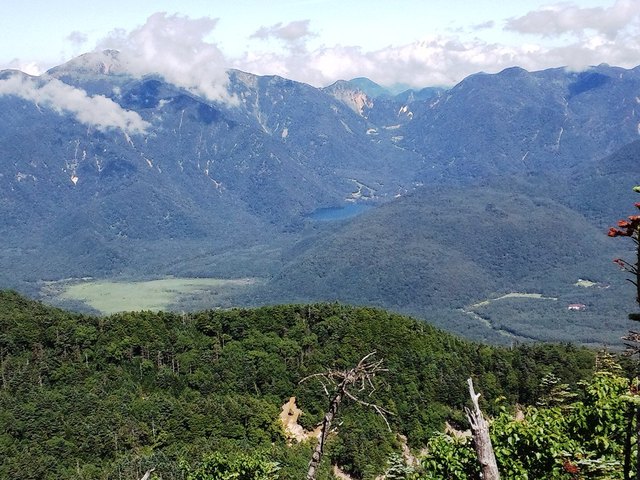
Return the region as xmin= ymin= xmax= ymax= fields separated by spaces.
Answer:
xmin=97 ymin=12 xmax=235 ymax=103
xmin=0 ymin=74 xmax=149 ymax=134
xmin=237 ymin=37 xmax=529 ymax=87
xmin=63 ymin=30 xmax=91 ymax=60
xmin=225 ymin=2 xmax=640 ymax=88
xmin=472 ymin=21 xmax=495 ymax=31
xmin=3 ymin=58 xmax=43 ymax=76
xmin=252 ymin=20 xmax=316 ymax=45
xmin=11 ymin=6 xmax=635 ymax=95
xmin=234 ymin=25 xmax=640 ymax=88
xmin=505 ymin=0 xmax=640 ymax=38
xmin=66 ymin=31 xmax=88 ymax=48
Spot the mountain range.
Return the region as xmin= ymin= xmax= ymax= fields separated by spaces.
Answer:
xmin=1 ymin=50 xmax=639 ymax=345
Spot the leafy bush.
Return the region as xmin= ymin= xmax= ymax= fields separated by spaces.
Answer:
xmin=419 ymin=370 xmax=629 ymax=479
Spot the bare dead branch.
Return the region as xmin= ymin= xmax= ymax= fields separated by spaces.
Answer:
xmin=343 ymin=389 xmax=393 ymax=430
xmin=305 ymin=352 xmax=393 ymax=480
xmin=623 ymin=331 xmax=640 ymax=354
xmin=299 ymin=372 xmax=332 ymax=384
xmin=140 ymin=468 xmax=155 ymax=480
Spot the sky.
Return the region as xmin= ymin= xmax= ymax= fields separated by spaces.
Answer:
xmin=2 ymin=0 xmax=640 ymax=90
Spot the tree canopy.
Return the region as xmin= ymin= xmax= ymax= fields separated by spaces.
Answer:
xmin=0 ymin=291 xmax=600 ymax=479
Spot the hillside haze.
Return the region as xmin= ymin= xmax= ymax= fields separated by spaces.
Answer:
xmin=1 ymin=51 xmax=639 ymax=344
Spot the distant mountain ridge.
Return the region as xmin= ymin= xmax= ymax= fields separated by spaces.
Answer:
xmin=0 ymin=52 xmax=422 ymax=282
xmin=1 ymin=52 xmax=639 ymax=344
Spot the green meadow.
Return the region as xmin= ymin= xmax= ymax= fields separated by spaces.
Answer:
xmin=57 ymin=277 xmax=256 ymax=315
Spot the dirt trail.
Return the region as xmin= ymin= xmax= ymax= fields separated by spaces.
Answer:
xmin=279 ymin=397 xmax=322 ymax=442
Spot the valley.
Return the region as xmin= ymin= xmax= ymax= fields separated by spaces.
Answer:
xmin=5 ymin=3 xmax=640 ymax=478
xmin=2 ymin=46 xmax=640 ymax=480
xmin=1 ymin=53 xmax=640 ymax=347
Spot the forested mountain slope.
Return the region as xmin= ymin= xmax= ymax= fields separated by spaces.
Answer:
xmin=2 ymin=54 xmax=640 ymax=345
xmin=0 ymin=291 xmax=597 ymax=479
xmin=252 ymin=182 xmax=634 ymax=345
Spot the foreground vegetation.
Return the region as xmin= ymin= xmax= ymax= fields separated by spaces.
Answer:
xmin=422 ymin=364 xmax=632 ymax=479
xmin=0 ymin=290 xmax=603 ymax=479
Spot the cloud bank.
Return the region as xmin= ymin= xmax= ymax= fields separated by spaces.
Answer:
xmin=0 ymin=74 xmax=149 ymax=134
xmin=238 ymin=37 xmax=545 ymax=87
xmin=237 ymin=1 xmax=640 ymax=87
xmin=9 ymin=2 xmax=638 ymax=93
xmin=98 ymin=12 xmax=234 ymax=103
xmin=506 ymin=0 xmax=640 ymax=38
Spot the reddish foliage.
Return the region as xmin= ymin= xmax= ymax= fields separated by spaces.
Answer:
xmin=609 ymin=227 xmax=630 ymax=237
xmin=562 ymin=459 xmax=580 ymax=474
xmin=609 ymin=215 xmax=640 ymax=237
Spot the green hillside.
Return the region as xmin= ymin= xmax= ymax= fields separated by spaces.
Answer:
xmin=0 ymin=291 xmax=598 ymax=479
xmin=256 ymin=184 xmax=633 ymax=345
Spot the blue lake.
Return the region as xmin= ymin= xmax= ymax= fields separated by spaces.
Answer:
xmin=308 ymin=203 xmax=373 ymax=221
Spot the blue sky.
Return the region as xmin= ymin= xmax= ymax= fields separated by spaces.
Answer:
xmin=2 ymin=0 xmax=640 ymax=87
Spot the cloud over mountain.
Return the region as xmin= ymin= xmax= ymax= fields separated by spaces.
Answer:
xmin=3 ymin=1 xmax=640 ymax=92
xmin=237 ymin=37 xmax=547 ymax=88
xmin=0 ymin=74 xmax=149 ymax=134
xmin=234 ymin=6 xmax=640 ymax=87
xmin=98 ymin=12 xmax=235 ymax=104
xmin=9 ymin=4 xmax=638 ymax=91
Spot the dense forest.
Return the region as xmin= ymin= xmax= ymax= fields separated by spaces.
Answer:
xmin=0 ymin=290 xmax=616 ymax=479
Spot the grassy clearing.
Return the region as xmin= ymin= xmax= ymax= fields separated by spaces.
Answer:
xmin=468 ymin=292 xmax=558 ymax=309
xmin=58 ymin=277 xmax=256 ymax=315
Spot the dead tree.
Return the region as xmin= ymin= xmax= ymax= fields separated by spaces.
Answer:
xmin=300 ymin=351 xmax=392 ymax=480
xmin=465 ymin=377 xmax=500 ymax=480
xmin=139 ymin=468 xmax=155 ymax=480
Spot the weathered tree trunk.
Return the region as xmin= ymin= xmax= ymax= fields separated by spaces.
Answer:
xmin=304 ymin=352 xmax=390 ymax=480
xmin=140 ymin=467 xmax=155 ymax=480
xmin=465 ymin=377 xmax=500 ymax=480
xmin=307 ymin=387 xmax=344 ymax=480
